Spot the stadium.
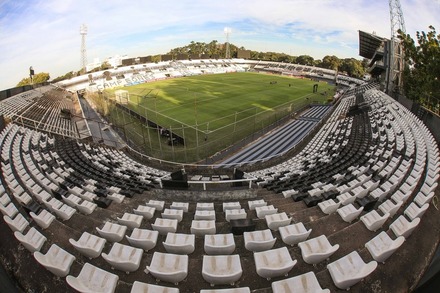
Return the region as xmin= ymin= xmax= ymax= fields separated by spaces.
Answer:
xmin=1 ymin=3 xmax=440 ymax=293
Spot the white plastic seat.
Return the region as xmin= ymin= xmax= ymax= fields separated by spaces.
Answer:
xmin=379 ymin=199 xmax=403 ymax=218
xmin=204 ymin=233 xmax=236 ymax=255
xmin=14 ymin=190 xmax=32 ymax=205
xmin=96 ymin=222 xmax=127 ymax=242
xmin=223 ymin=202 xmax=241 ymax=211
xmin=318 ymin=199 xmax=341 ymax=215
xmin=255 ymin=205 xmax=278 ymax=219
xmin=254 ymin=246 xmax=297 ymax=280
xmin=77 ymin=200 xmax=97 ymax=215
xmin=337 ymin=204 xmax=363 ymax=223
xmin=102 ymin=242 xmax=143 ymax=273
xmin=44 ymin=198 xmax=63 ymax=213
xmin=77 ymin=190 xmax=97 ymax=202
xmin=195 ymin=210 xmax=216 ymax=220
xmin=196 ymin=202 xmax=214 ymax=211
xmin=391 ymin=190 xmax=411 ymax=204
xmin=152 ymin=218 xmax=178 ymax=235
xmin=337 ymin=192 xmax=357 ymax=205
xmin=390 ymin=215 xmax=421 ymax=238
xmin=272 ymin=271 xmax=330 ymax=293
xmin=64 ymin=194 xmax=81 ymax=207
xmin=107 ymin=186 xmax=122 ymax=194
xmin=133 ymin=205 xmax=155 ymax=219
xmin=66 ymin=262 xmax=119 ymax=293
xmin=282 ymin=188 xmax=298 ymax=198
xmin=244 ymin=229 xmax=276 ymax=252
xmin=202 ymin=254 xmax=242 ymax=286
xmin=0 ymin=193 xmax=10 ymax=206
xmin=126 ymin=228 xmax=159 ymax=251
xmin=360 ymin=210 xmax=390 ymax=232
xmin=225 ymin=209 xmax=247 ymax=222
xmin=248 ymin=199 xmax=267 ymax=210
xmin=298 ymin=235 xmax=339 ymax=264
xmin=53 ymin=204 xmax=76 ymax=220
xmin=162 ymin=208 xmax=184 ymax=222
xmin=278 ymin=222 xmax=311 ymax=246
xmin=107 ymin=193 xmax=125 ymax=203
xmin=265 ymin=212 xmax=291 ymax=231
xmin=69 ymin=231 xmax=107 ymax=259
xmin=4 ymin=213 xmax=29 ymax=233
xmin=414 ymin=192 xmax=435 ymax=206
xmin=200 ymin=288 xmax=250 ymax=293
xmin=14 ymin=227 xmax=47 ymax=252
xmin=0 ymin=202 xmax=18 ymax=218
xmin=146 ymin=199 xmax=165 ymax=211
xmin=351 ymin=185 xmax=369 ymax=199
xmin=404 ymin=202 xmax=429 ymax=221
xmin=146 ymin=252 xmax=188 ymax=285
xmin=327 ymin=251 xmax=377 ymax=290
xmin=365 ymin=231 xmax=405 ymax=263
xmin=170 ymin=202 xmax=189 ymax=212
xmin=117 ymin=213 xmax=143 ymax=229
xmin=191 ymin=220 xmax=216 ymax=236
xmin=34 ymin=244 xmax=76 ymax=277
xmin=131 ymin=281 xmax=179 ymax=293
xmin=163 ymin=232 xmax=195 ymax=254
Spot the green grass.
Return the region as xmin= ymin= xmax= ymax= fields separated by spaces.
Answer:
xmin=103 ymin=72 xmax=335 ymax=163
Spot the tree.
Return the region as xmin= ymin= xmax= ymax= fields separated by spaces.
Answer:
xmin=339 ymin=58 xmax=365 ymax=78
xmin=398 ymin=25 xmax=440 ymax=107
xmin=321 ymin=55 xmax=341 ymax=71
xmin=296 ymin=55 xmax=314 ymax=66
xmin=52 ymin=71 xmax=75 ymax=83
xmin=100 ymin=61 xmax=111 ymax=71
xmin=16 ymin=72 xmax=50 ymax=87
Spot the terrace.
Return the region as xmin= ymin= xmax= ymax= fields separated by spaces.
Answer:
xmin=0 ymin=79 xmax=439 ymax=292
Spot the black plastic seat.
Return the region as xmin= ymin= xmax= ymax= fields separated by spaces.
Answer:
xmin=230 ymin=219 xmax=255 ymax=235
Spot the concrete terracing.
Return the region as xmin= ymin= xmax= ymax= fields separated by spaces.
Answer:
xmin=1 ymin=186 xmax=439 ymax=292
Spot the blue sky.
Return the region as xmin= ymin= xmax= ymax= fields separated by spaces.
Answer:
xmin=0 ymin=0 xmax=439 ymax=90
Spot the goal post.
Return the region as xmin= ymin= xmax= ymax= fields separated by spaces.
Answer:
xmin=115 ymin=90 xmax=129 ymax=104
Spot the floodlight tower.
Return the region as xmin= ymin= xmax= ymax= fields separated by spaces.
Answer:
xmin=80 ymin=24 xmax=88 ymax=74
xmin=387 ymin=0 xmax=406 ymax=96
xmin=224 ymin=27 xmax=231 ymax=59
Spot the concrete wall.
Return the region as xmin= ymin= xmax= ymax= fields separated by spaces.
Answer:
xmin=150 ymin=188 xmax=257 ymax=201
xmin=397 ymin=95 xmax=440 ymax=143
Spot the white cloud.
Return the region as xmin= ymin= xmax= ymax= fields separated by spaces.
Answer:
xmin=0 ymin=0 xmax=439 ymax=90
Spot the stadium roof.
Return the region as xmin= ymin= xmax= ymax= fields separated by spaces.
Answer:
xmin=358 ymin=30 xmax=385 ymax=59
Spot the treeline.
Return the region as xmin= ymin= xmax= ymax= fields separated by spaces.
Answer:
xmin=168 ymin=40 xmax=367 ymax=78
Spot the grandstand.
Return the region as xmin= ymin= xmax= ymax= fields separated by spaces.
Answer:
xmin=0 ymin=58 xmax=439 ymax=293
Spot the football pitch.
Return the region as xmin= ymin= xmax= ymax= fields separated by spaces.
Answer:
xmin=103 ymin=72 xmax=335 ymax=162
xmin=111 ymin=72 xmax=333 ymax=130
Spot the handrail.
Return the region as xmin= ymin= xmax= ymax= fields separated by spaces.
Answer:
xmin=187 ymin=178 xmax=256 ymax=191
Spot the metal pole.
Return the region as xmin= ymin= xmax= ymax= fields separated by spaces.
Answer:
xmin=182 ymin=124 xmax=188 ymax=162
xmin=232 ymin=111 xmax=237 ymax=143
xmin=170 ymin=125 xmax=175 ymax=161
xmin=144 ymin=105 xmax=152 ymax=150
xmin=154 ymin=90 xmax=162 ymax=157
xmin=195 ymin=123 xmax=199 ymax=159
xmin=253 ymin=107 xmax=257 ymax=136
